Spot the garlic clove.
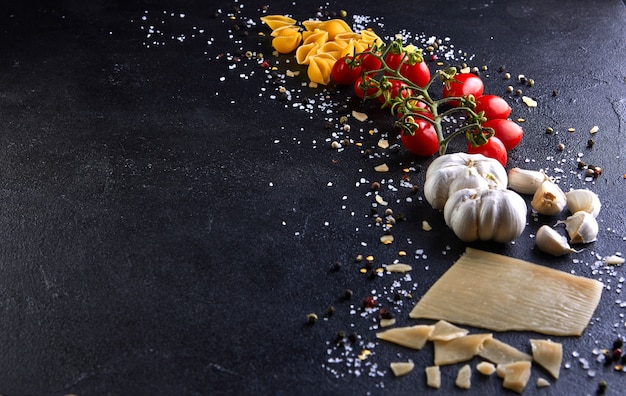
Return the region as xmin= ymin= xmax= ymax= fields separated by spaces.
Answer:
xmin=531 ymin=179 xmax=567 ymax=216
xmin=565 ymin=189 xmax=601 ymax=218
xmin=558 ymin=211 xmax=599 ymax=244
xmin=507 ymin=168 xmax=548 ymax=195
xmin=535 ymin=225 xmax=578 ymax=256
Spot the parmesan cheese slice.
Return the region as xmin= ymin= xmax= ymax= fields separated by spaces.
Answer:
xmin=530 ymin=339 xmax=563 ymax=379
xmin=425 ymin=366 xmax=441 ymax=389
xmin=496 ymin=361 xmax=532 ymax=394
xmin=409 ymin=248 xmax=603 ymax=336
xmin=428 ymin=320 xmax=469 ymax=341
xmin=478 ymin=338 xmax=533 ymax=365
xmin=433 ymin=333 xmax=492 ymax=366
xmin=376 ymin=324 xmax=435 ymax=350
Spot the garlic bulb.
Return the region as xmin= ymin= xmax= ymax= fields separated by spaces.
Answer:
xmin=531 ymin=179 xmax=567 ymax=216
xmin=507 ymin=168 xmax=548 ymax=195
xmin=565 ymin=189 xmax=601 ymax=218
xmin=443 ymin=188 xmax=527 ymax=243
xmin=425 ymin=153 xmax=508 ymax=210
xmin=559 ymin=211 xmax=599 ymax=244
xmin=535 ymin=225 xmax=578 ymax=256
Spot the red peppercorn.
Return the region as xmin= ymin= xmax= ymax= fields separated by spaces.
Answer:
xmin=260 ymin=61 xmax=270 ymax=69
xmin=430 ymin=54 xmax=438 ymax=61
xmin=612 ymin=348 xmax=623 ymax=360
xmin=362 ymin=296 xmax=377 ymax=308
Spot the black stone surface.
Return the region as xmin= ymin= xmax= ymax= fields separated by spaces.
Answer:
xmin=0 ymin=0 xmax=625 ymax=394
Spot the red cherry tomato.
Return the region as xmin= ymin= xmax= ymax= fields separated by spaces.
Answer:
xmin=354 ymin=75 xmax=378 ymax=99
xmin=443 ymin=73 xmax=484 ymax=106
xmin=474 ymin=95 xmax=512 ymax=120
xmin=359 ymin=51 xmax=382 ymax=72
xmin=378 ymin=79 xmax=412 ymax=106
xmin=400 ymin=119 xmax=439 ymax=156
xmin=331 ymin=56 xmax=362 ymax=86
xmin=384 ymin=52 xmax=405 ymax=73
xmin=467 ymin=136 xmax=507 ymax=166
xmin=483 ymin=119 xmax=524 ymax=150
xmin=400 ymin=61 xmax=430 ymax=88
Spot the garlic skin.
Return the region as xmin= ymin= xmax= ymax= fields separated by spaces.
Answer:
xmin=507 ymin=168 xmax=548 ymax=195
xmin=559 ymin=211 xmax=599 ymax=244
xmin=565 ymin=189 xmax=601 ymax=218
xmin=531 ymin=179 xmax=567 ymax=216
xmin=443 ymin=188 xmax=527 ymax=243
xmin=425 ymin=153 xmax=508 ymax=210
xmin=535 ymin=225 xmax=578 ymax=256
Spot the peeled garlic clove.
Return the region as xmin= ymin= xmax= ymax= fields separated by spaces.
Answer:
xmin=565 ymin=189 xmax=601 ymax=218
xmin=559 ymin=211 xmax=599 ymax=244
xmin=535 ymin=225 xmax=578 ymax=256
xmin=507 ymin=168 xmax=548 ymax=195
xmin=531 ymin=179 xmax=566 ymax=216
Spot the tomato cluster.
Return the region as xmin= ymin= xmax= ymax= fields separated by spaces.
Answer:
xmin=331 ymin=42 xmax=523 ymax=166
xmin=443 ymin=73 xmax=523 ymax=166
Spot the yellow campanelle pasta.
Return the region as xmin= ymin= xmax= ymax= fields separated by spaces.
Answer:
xmin=316 ymin=19 xmax=352 ymax=40
xmin=307 ymin=53 xmax=336 ymax=85
xmin=262 ymin=14 xmax=387 ymax=85
xmin=295 ymin=42 xmax=320 ymax=65
xmin=260 ymin=15 xmax=297 ymax=30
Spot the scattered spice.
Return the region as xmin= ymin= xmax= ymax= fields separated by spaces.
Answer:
xmin=307 ymin=313 xmax=318 ymax=324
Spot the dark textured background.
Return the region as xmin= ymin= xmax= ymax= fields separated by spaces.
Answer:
xmin=0 ymin=0 xmax=625 ymax=394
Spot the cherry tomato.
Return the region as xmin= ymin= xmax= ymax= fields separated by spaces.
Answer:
xmin=384 ymin=52 xmax=405 ymax=73
xmin=467 ymin=136 xmax=507 ymax=166
xmin=483 ymin=119 xmax=523 ymax=150
xmin=379 ymin=79 xmax=412 ymax=106
xmin=400 ymin=61 xmax=430 ymax=88
xmin=354 ymin=75 xmax=378 ymax=99
xmin=359 ymin=51 xmax=382 ymax=72
xmin=442 ymin=73 xmax=484 ymax=106
xmin=474 ymin=95 xmax=511 ymax=120
xmin=400 ymin=119 xmax=439 ymax=156
xmin=331 ymin=56 xmax=362 ymax=86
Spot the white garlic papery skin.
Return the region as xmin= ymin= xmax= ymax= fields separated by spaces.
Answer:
xmin=535 ymin=225 xmax=578 ymax=256
xmin=565 ymin=189 xmax=601 ymax=218
xmin=507 ymin=167 xmax=548 ymax=195
xmin=531 ymin=179 xmax=567 ymax=216
xmin=560 ymin=211 xmax=599 ymax=244
xmin=443 ymin=188 xmax=527 ymax=243
xmin=424 ymin=153 xmax=508 ymax=210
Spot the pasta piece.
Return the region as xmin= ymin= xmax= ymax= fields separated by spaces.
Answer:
xmin=260 ymin=15 xmax=297 ymax=30
xmin=530 ymin=339 xmax=562 ymax=379
xmin=428 ymin=320 xmax=469 ymax=341
xmin=376 ymin=324 xmax=434 ymax=350
xmin=390 ymin=361 xmax=414 ymax=377
xmin=425 ymin=366 xmax=441 ymax=389
xmin=455 ymin=364 xmax=472 ymax=389
xmin=478 ymin=338 xmax=533 ymax=365
xmin=409 ymin=248 xmax=603 ymax=336
xmin=433 ymin=333 xmax=492 ymax=365
xmin=496 ymin=361 xmax=532 ymax=394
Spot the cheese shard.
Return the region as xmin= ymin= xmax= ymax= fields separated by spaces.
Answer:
xmin=390 ymin=361 xmax=414 ymax=377
xmin=536 ymin=377 xmax=551 ymax=387
xmin=497 ymin=361 xmax=532 ymax=394
xmin=478 ymin=338 xmax=533 ymax=365
xmin=376 ymin=325 xmax=435 ymax=350
xmin=530 ymin=339 xmax=563 ymax=379
xmin=409 ymin=248 xmax=603 ymax=336
xmin=428 ymin=320 xmax=469 ymax=341
xmin=455 ymin=364 xmax=472 ymax=389
xmin=434 ymin=333 xmax=492 ymax=366
xmin=425 ymin=366 xmax=441 ymax=389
